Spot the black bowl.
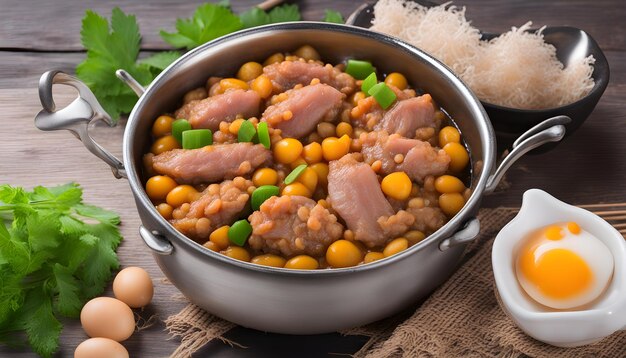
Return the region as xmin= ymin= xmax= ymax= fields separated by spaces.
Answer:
xmin=346 ymin=2 xmax=610 ymax=152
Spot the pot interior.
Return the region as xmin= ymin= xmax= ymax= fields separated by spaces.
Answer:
xmin=125 ymin=23 xmax=495 ymax=249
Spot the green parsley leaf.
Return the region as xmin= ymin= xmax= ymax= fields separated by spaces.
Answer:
xmin=0 ymin=184 xmax=122 ymax=357
xmin=323 ymin=9 xmax=344 ymax=24
xmin=267 ymin=4 xmax=301 ymax=23
xmin=239 ymin=4 xmax=301 ymax=28
xmin=160 ymin=3 xmax=243 ymax=50
xmin=239 ymin=7 xmax=270 ymax=28
xmin=139 ymin=51 xmax=181 ymax=76
xmin=76 ymin=8 xmax=155 ymax=119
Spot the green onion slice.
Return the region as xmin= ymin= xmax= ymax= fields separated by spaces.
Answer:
xmin=172 ymin=119 xmax=192 ymax=143
xmin=251 ymin=185 xmax=280 ymax=211
xmin=228 ymin=220 xmax=253 ymax=246
xmin=257 ymin=122 xmax=271 ymax=149
xmin=345 ymin=59 xmax=375 ymax=80
xmin=361 ymin=72 xmax=377 ymax=94
xmin=182 ymin=129 xmax=213 ymax=149
xmin=237 ymin=120 xmax=257 ymax=143
xmin=284 ymin=164 xmax=308 ymax=185
xmin=368 ymin=83 xmax=397 ymax=109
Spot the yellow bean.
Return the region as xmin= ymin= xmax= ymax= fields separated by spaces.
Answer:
xmin=434 ymin=175 xmax=465 ymax=193
xmin=381 ymin=172 xmax=412 ymax=200
xmin=219 ymin=78 xmax=249 ymax=93
xmin=166 ymin=185 xmax=197 ymax=207
xmin=336 ymin=122 xmax=353 ymax=138
xmin=281 ymin=182 xmax=311 ymax=198
xmin=439 ymin=192 xmax=465 ymax=216
xmin=237 ymin=62 xmax=263 ymax=82
xmin=222 ymin=246 xmax=251 ymax=262
xmin=363 ymin=252 xmax=385 ymax=264
xmin=384 ymin=72 xmax=408 ymax=90
xmin=443 ymin=142 xmax=469 ymax=172
xmin=322 ymin=135 xmax=350 ymax=161
xmin=284 ymin=255 xmax=319 ymax=270
xmin=156 ymin=203 xmax=173 ymax=220
xmin=405 ymin=230 xmax=426 ymax=245
xmin=290 ymin=157 xmax=308 ymax=169
xmin=203 ymin=241 xmax=219 ymax=252
xmin=383 ymin=238 xmax=409 ymax=257
xmin=251 ymin=74 xmax=273 ymax=99
xmin=274 ymin=138 xmax=303 ymax=164
xmin=151 ymin=115 xmax=174 ymax=137
xmin=297 ymin=167 xmax=318 ymax=193
xmin=264 ymin=52 xmax=284 ymax=66
xmin=439 ymin=126 xmax=461 ymax=147
xmin=251 ymin=254 xmax=286 ymax=268
xmin=326 ymin=240 xmax=363 ymax=268
xmin=294 ymin=45 xmax=321 ymax=61
xmin=309 ymin=163 xmax=329 ymax=186
xmin=303 ymin=142 xmax=323 ymax=164
xmin=252 ymin=168 xmax=278 ymax=187
xmin=151 ymin=135 xmax=180 ymax=155
xmin=209 ymin=225 xmax=231 ymax=250
xmin=146 ymin=175 xmax=178 ymax=201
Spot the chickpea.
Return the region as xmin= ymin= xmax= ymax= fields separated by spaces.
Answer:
xmin=252 ymin=168 xmax=279 ymax=187
xmin=209 ymin=225 xmax=231 ymax=250
xmin=317 ymin=122 xmax=336 ymax=139
xmin=443 ymin=142 xmax=469 ymax=172
xmin=251 ymin=254 xmax=286 ymax=268
xmin=282 ymin=182 xmax=311 ymax=198
xmin=166 ymin=185 xmax=198 ymax=207
xmin=439 ymin=192 xmax=465 ymax=216
xmin=151 ymin=135 xmax=180 ymax=155
xmin=309 ymin=163 xmax=329 ymax=186
xmin=146 ymin=175 xmax=177 ymax=201
xmin=222 ymin=246 xmax=251 ymax=262
xmin=383 ymin=238 xmax=409 ymax=257
xmin=384 ymin=72 xmax=408 ymax=90
xmin=381 ymin=172 xmax=412 ymax=200
xmin=294 ymin=45 xmax=321 ymax=61
xmin=237 ymin=62 xmax=263 ymax=82
xmin=183 ymin=87 xmax=207 ymax=104
xmin=251 ymin=74 xmax=273 ymax=99
xmin=439 ymin=126 xmax=461 ymax=147
xmin=321 ymin=135 xmax=350 ymax=161
xmin=326 ymin=240 xmax=363 ymax=268
xmin=434 ymin=175 xmax=465 ymax=194
xmin=303 ymin=142 xmax=323 ymax=164
xmin=285 ymin=255 xmax=319 ymax=270
xmin=151 ymin=115 xmax=174 ymax=137
xmin=363 ymin=252 xmax=385 ymax=264
xmin=274 ymin=138 xmax=303 ymax=164
xmin=296 ymin=167 xmax=318 ymax=193
xmin=156 ymin=203 xmax=174 ymax=220
xmin=264 ymin=52 xmax=284 ymax=66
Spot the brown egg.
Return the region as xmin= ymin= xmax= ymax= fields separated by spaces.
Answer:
xmin=80 ymin=297 xmax=135 ymax=341
xmin=74 ymin=337 xmax=129 ymax=358
xmin=113 ymin=267 xmax=154 ymax=308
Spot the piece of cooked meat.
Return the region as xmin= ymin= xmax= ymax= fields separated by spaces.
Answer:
xmin=171 ymin=177 xmax=253 ymax=242
xmin=374 ymin=94 xmax=437 ymax=137
xmin=263 ymin=60 xmax=356 ymax=94
xmin=406 ymin=206 xmax=447 ymax=234
xmin=175 ymin=89 xmax=261 ymax=130
xmin=248 ymin=195 xmax=343 ymax=257
xmin=350 ymin=85 xmax=414 ymax=130
xmin=327 ymin=155 xmax=413 ymax=247
xmin=261 ymin=83 xmax=344 ymax=138
xmin=360 ymin=131 xmax=450 ymax=182
xmin=152 ymin=143 xmax=271 ymax=184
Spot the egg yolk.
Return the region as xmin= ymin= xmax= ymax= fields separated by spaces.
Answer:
xmin=519 ymin=247 xmax=593 ymax=299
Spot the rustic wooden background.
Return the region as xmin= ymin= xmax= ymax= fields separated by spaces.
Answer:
xmin=0 ymin=0 xmax=624 ymax=357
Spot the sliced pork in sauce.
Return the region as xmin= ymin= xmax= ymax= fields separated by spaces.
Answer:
xmin=263 ymin=60 xmax=356 ymax=94
xmin=261 ymin=83 xmax=344 ymax=138
xmin=328 ymin=155 xmax=414 ymax=247
xmin=374 ymin=94 xmax=438 ymax=137
xmin=175 ymin=89 xmax=261 ymax=130
xmin=152 ymin=143 xmax=271 ymax=184
xmin=350 ymin=86 xmax=413 ymax=130
xmin=360 ymin=131 xmax=450 ymax=182
xmin=406 ymin=206 xmax=447 ymax=234
xmin=171 ymin=177 xmax=253 ymax=241
xmin=248 ymin=195 xmax=343 ymax=257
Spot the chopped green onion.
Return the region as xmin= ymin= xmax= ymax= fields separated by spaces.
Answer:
xmin=361 ymin=72 xmax=377 ymax=94
xmin=172 ymin=119 xmax=192 ymax=143
xmin=257 ymin=122 xmax=271 ymax=149
xmin=368 ymin=83 xmax=397 ymax=109
xmin=251 ymin=185 xmax=280 ymax=211
xmin=284 ymin=164 xmax=308 ymax=185
xmin=182 ymin=129 xmax=213 ymax=149
xmin=228 ymin=219 xmax=252 ymax=246
xmin=345 ymin=59 xmax=375 ymax=80
xmin=238 ymin=120 xmax=257 ymax=142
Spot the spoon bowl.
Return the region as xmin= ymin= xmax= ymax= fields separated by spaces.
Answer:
xmin=346 ymin=2 xmax=610 ymax=152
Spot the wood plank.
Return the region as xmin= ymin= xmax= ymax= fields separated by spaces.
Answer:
xmin=0 ymin=0 xmax=624 ymax=51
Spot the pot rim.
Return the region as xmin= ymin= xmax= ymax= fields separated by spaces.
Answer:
xmin=123 ymin=21 xmax=496 ymax=276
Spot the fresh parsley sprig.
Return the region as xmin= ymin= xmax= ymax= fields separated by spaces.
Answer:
xmin=0 ymin=184 xmax=123 ymax=357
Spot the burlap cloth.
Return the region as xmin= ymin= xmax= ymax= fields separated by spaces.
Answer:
xmin=165 ymin=208 xmax=626 ymax=357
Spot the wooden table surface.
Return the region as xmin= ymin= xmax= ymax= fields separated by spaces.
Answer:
xmin=1 ymin=0 xmax=624 ymax=357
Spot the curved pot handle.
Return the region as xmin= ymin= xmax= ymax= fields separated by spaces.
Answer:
xmin=484 ymin=116 xmax=570 ymax=193
xmin=35 ymin=70 xmax=127 ymax=178
xmin=439 ymin=218 xmax=480 ymax=251
xmin=139 ymin=226 xmax=173 ymax=255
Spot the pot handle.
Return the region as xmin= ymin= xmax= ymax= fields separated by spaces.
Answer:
xmin=439 ymin=217 xmax=480 ymax=251
xmin=484 ymin=116 xmax=570 ymax=193
xmin=35 ymin=70 xmax=127 ymax=178
xmin=139 ymin=226 xmax=173 ymax=255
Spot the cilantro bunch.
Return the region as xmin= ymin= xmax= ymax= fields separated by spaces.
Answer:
xmin=76 ymin=2 xmax=344 ymax=120
xmin=0 ymin=184 xmax=122 ymax=357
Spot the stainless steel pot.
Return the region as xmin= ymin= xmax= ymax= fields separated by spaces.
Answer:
xmin=34 ymin=22 xmax=566 ymax=334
